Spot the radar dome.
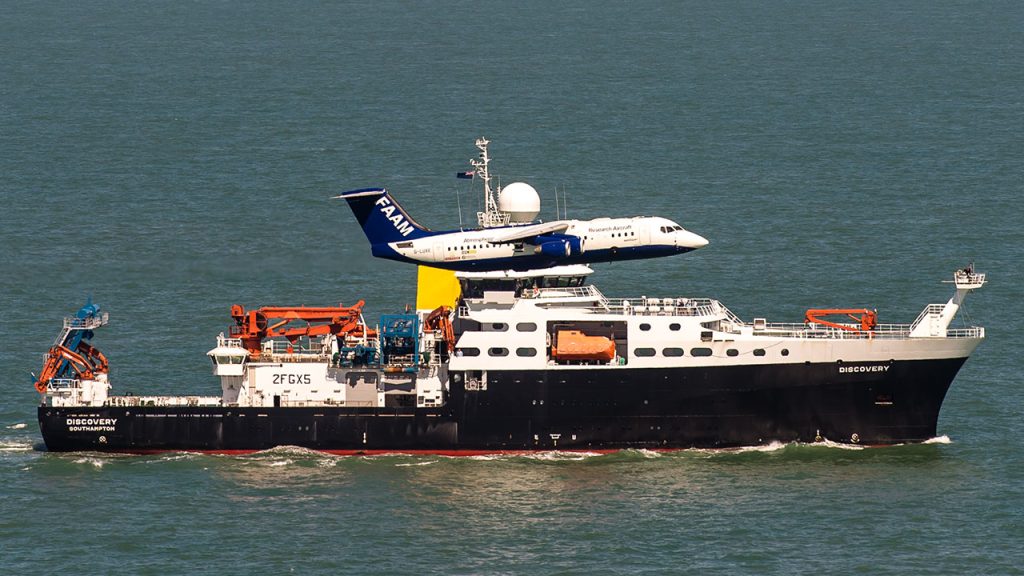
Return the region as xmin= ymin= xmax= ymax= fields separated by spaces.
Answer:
xmin=498 ymin=182 xmax=541 ymax=223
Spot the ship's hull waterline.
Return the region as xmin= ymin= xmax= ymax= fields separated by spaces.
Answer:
xmin=39 ymin=357 xmax=967 ymax=453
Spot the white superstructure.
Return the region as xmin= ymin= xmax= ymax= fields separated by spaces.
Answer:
xmin=449 ymin=267 xmax=986 ymax=374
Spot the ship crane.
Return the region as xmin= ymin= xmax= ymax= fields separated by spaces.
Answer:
xmin=32 ymin=300 xmax=110 ymax=394
xmin=228 ymin=302 xmax=372 ymax=357
xmin=34 ymin=343 xmax=109 ymax=394
xmin=804 ymin=308 xmax=878 ymax=332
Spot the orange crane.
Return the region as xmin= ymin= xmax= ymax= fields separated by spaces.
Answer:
xmin=804 ymin=308 xmax=878 ymax=332
xmin=424 ymin=305 xmax=456 ymax=353
xmin=228 ymin=301 xmax=372 ymax=356
xmin=34 ymin=342 xmax=109 ymax=394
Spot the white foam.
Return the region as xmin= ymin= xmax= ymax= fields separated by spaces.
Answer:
xmin=266 ymin=459 xmax=292 ymax=467
xmin=6 ymin=423 xmax=27 ymax=430
xmin=924 ymin=435 xmax=952 ymax=445
xmin=0 ymin=440 xmax=35 ymax=452
xmin=72 ymin=457 xmax=107 ymax=468
xmin=734 ymin=440 xmax=790 ymax=453
xmin=395 ymin=460 xmax=437 ymax=467
xmin=527 ymin=450 xmax=603 ymax=461
xmin=144 ymin=453 xmax=196 ymax=463
xmin=807 ymin=438 xmax=864 ymax=450
xmin=462 ymin=450 xmax=602 ymax=461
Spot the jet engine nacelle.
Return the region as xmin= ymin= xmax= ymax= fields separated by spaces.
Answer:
xmin=535 ymin=235 xmax=583 ymax=257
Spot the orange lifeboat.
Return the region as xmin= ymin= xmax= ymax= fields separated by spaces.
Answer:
xmin=551 ymin=330 xmax=616 ymax=362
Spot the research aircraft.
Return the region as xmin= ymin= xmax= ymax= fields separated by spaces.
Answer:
xmin=335 ymin=187 xmax=708 ymax=272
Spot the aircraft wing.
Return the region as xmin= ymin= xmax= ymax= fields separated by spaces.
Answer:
xmin=483 ymin=221 xmax=572 ymax=244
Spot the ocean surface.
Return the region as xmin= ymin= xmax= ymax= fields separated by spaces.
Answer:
xmin=2 ymin=1 xmax=1022 ymax=574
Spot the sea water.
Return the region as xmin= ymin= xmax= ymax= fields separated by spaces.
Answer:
xmin=1 ymin=1 xmax=1022 ymax=574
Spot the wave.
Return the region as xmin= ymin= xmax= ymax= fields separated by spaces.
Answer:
xmin=0 ymin=439 xmax=36 ymax=453
xmin=5 ymin=423 xmax=27 ymax=430
xmin=71 ymin=456 xmax=109 ymax=468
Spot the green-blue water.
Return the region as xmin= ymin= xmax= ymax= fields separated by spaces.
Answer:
xmin=2 ymin=1 xmax=1021 ymax=574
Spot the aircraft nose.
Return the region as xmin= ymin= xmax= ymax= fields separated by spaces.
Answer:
xmin=676 ymin=229 xmax=709 ymax=249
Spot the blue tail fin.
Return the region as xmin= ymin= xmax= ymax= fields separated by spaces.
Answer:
xmin=335 ymin=188 xmax=433 ymax=244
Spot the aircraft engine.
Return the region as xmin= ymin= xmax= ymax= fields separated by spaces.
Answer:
xmin=535 ymin=235 xmax=582 ymax=257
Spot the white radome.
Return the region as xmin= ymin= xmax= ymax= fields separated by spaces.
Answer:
xmin=498 ymin=182 xmax=541 ymax=223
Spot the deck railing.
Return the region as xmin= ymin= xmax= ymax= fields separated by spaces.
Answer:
xmin=461 ymin=286 xmax=983 ymax=341
xmin=105 ymin=395 xmax=222 ymax=407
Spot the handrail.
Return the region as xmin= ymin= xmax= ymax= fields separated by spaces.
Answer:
xmin=62 ymin=313 xmax=109 ymax=330
xmin=910 ymin=304 xmax=946 ymax=332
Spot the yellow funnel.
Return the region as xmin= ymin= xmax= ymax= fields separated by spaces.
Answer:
xmin=416 ymin=266 xmax=461 ymax=312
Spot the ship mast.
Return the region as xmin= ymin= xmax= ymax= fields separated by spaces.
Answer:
xmin=470 ymin=137 xmax=511 ymax=228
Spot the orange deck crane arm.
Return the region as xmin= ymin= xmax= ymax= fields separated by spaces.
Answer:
xmin=804 ymin=308 xmax=878 ymax=332
xmin=228 ymin=301 xmax=373 ymax=356
xmin=34 ymin=344 xmax=107 ymax=394
xmin=424 ymin=306 xmax=456 ymax=352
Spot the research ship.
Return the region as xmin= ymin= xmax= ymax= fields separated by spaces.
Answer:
xmin=36 ymin=263 xmax=985 ymax=453
xmin=34 ymin=139 xmax=987 ymax=453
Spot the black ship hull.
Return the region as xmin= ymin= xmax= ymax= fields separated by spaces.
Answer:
xmin=38 ymin=358 xmax=968 ymax=453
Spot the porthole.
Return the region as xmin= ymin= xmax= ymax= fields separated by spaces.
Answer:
xmin=516 ymin=322 xmax=537 ymax=332
xmin=663 ymin=347 xmax=684 ymax=357
xmin=490 ymin=323 xmax=508 ymax=332
xmin=488 ymin=347 xmax=509 ymax=357
xmin=457 ymin=347 xmax=480 ymax=357
xmin=516 ymin=348 xmax=537 ymax=357
xmin=640 ymin=323 xmax=651 ymax=331
xmin=634 ymin=348 xmax=657 ymax=357
xmin=669 ymin=323 xmax=681 ymax=331
xmin=726 ymin=349 xmax=739 ymax=357
xmin=781 ymin=349 xmax=790 ymax=356
xmin=690 ymin=347 xmax=713 ymax=357
xmin=753 ymin=349 xmax=766 ymax=357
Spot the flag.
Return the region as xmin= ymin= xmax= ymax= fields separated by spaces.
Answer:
xmin=456 ymin=171 xmax=475 ymax=179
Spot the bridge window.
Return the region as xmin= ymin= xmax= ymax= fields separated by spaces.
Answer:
xmin=634 ymin=348 xmax=656 ymax=357
xmin=488 ymin=347 xmax=509 ymax=357
xmin=516 ymin=322 xmax=537 ymax=332
xmin=690 ymin=348 xmax=713 ymax=357
xmin=516 ymin=348 xmax=537 ymax=357
xmin=663 ymin=348 xmax=684 ymax=357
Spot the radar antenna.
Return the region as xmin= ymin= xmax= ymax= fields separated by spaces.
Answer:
xmin=470 ymin=137 xmax=511 ymax=228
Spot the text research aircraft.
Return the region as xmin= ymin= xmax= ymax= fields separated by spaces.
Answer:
xmin=335 ymin=187 xmax=708 ymax=272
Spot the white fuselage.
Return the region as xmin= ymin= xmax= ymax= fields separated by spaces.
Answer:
xmin=386 ymin=216 xmax=705 ymax=267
